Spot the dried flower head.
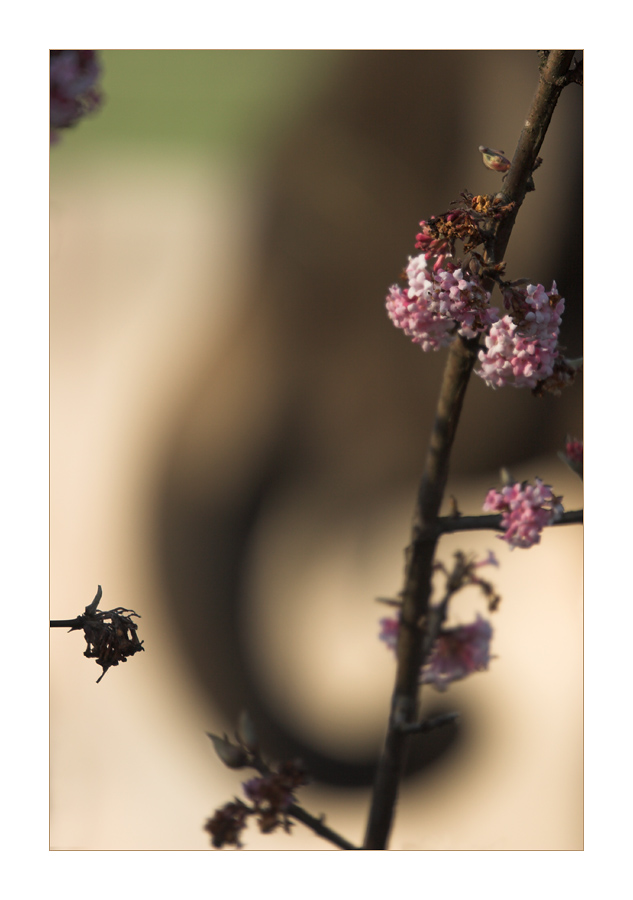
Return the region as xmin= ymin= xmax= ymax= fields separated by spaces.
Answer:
xmin=81 ymin=607 xmax=144 ymax=683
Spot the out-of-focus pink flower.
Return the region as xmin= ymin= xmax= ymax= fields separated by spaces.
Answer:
xmin=241 ymin=761 xmax=309 ymax=835
xmin=421 ymin=615 xmax=493 ymax=691
xmin=243 ymin=775 xmax=294 ymax=811
xmin=473 ymin=549 xmax=499 ymax=568
xmin=483 ymin=477 xmax=563 ymax=549
xmin=560 ymin=437 xmax=583 ymax=478
xmin=565 ymin=438 xmax=583 ymax=466
xmin=50 ymin=50 xmax=103 ymax=144
xmin=379 ymin=612 xmax=494 ymax=690
xmin=378 ymin=616 xmax=400 ymax=652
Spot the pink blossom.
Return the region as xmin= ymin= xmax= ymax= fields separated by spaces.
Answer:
xmin=379 ymin=613 xmax=493 ymax=690
xmin=421 ymin=615 xmax=493 ymax=691
xmin=476 ymin=315 xmax=558 ymax=389
xmin=386 ymin=255 xmax=497 ymax=351
xmin=385 ymin=284 xmax=455 ymax=352
xmin=431 ymin=265 xmax=498 ymax=338
xmin=476 ymin=282 xmax=564 ymax=389
xmin=502 ymin=281 xmax=564 ymax=340
xmin=414 ymin=220 xmax=451 ymax=268
xmin=565 ymin=437 xmax=583 ymax=467
xmin=483 ymin=477 xmax=563 ymax=549
xmin=473 ymin=549 xmax=499 ymax=568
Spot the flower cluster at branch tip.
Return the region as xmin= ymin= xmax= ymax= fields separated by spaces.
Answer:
xmin=483 ymin=477 xmax=563 ymax=549
xmin=476 ymin=282 xmax=565 ymax=389
xmin=50 ymin=50 xmax=103 ymax=144
xmin=386 ymin=188 xmax=575 ymax=394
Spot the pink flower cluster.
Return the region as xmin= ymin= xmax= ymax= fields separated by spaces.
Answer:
xmin=379 ymin=613 xmax=493 ymax=691
xmin=50 ymin=50 xmax=103 ymax=144
xmin=483 ymin=477 xmax=563 ymax=549
xmin=476 ymin=282 xmax=564 ymax=389
xmin=386 ymin=254 xmax=498 ymax=351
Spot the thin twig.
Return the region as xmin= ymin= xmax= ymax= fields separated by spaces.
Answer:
xmin=249 ymin=757 xmax=360 ymax=850
xmin=362 ymin=51 xmax=579 ymax=851
xmin=396 ymin=711 xmax=460 ymax=735
xmin=50 ymin=617 xmax=85 ymax=629
xmin=285 ymin=802 xmax=360 ymax=850
xmin=436 ymin=508 xmax=583 ymax=535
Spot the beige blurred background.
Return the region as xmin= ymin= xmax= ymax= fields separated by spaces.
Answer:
xmin=50 ymin=50 xmax=582 ymax=850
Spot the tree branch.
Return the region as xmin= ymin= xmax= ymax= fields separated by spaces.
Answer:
xmin=362 ymin=50 xmax=579 ymax=851
xmin=285 ymin=802 xmax=360 ymax=850
xmin=247 ymin=755 xmax=360 ymax=850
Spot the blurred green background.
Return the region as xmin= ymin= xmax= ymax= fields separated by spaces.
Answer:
xmin=51 ymin=49 xmax=343 ymax=167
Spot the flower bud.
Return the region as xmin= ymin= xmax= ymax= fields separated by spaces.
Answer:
xmin=207 ymin=733 xmax=249 ymax=769
xmin=237 ymin=710 xmax=259 ymax=754
xmin=478 ymin=145 xmax=511 ymax=172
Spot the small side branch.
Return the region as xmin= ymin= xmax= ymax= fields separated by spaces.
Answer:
xmin=285 ymin=803 xmax=360 ymax=850
xmin=396 ymin=711 xmax=460 ymax=735
xmin=248 ymin=756 xmax=360 ymax=850
xmin=436 ymin=508 xmax=583 ymax=535
xmin=206 ymin=725 xmax=360 ymax=850
xmin=50 ymin=616 xmax=85 ymax=629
